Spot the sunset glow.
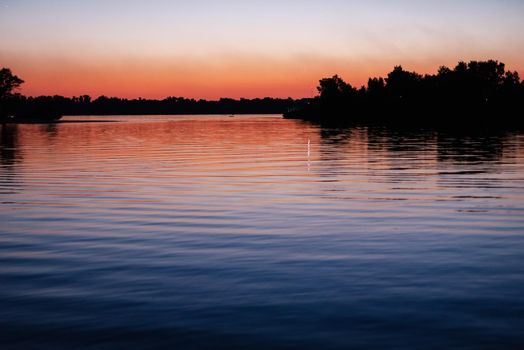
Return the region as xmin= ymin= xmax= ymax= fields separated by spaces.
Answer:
xmin=1 ymin=0 xmax=523 ymax=99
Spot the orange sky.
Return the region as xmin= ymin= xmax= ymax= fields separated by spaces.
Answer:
xmin=8 ymin=54 xmax=522 ymax=100
xmin=1 ymin=0 xmax=523 ymax=99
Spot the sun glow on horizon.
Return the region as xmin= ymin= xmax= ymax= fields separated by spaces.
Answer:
xmin=1 ymin=0 xmax=523 ymax=99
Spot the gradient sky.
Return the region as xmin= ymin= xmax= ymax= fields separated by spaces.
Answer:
xmin=1 ymin=0 xmax=523 ymax=99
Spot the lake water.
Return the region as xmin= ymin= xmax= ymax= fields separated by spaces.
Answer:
xmin=1 ymin=115 xmax=524 ymax=349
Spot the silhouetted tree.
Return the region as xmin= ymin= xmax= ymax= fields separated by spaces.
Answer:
xmin=367 ymin=77 xmax=385 ymax=95
xmin=0 ymin=68 xmax=24 ymax=99
xmin=1 ymin=68 xmax=25 ymax=118
xmin=366 ymin=77 xmax=386 ymax=104
xmin=385 ymin=66 xmax=422 ymax=102
xmin=317 ymin=75 xmax=355 ymax=101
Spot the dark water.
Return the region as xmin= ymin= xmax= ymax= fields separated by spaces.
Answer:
xmin=1 ymin=115 xmax=524 ymax=349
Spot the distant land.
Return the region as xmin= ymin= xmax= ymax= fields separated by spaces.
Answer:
xmin=0 ymin=68 xmax=309 ymax=121
xmin=285 ymin=60 xmax=524 ymax=128
xmin=2 ymin=95 xmax=309 ymax=119
xmin=1 ymin=60 xmax=523 ymax=127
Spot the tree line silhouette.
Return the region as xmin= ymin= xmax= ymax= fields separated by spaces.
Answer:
xmin=284 ymin=60 xmax=524 ymax=127
xmin=4 ymin=94 xmax=305 ymax=117
xmin=0 ymin=68 xmax=307 ymax=121
xmin=2 ymin=60 xmax=523 ymax=126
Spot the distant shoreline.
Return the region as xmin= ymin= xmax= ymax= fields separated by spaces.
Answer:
xmin=0 ymin=114 xmax=286 ymax=125
xmin=2 ymin=96 xmax=310 ymax=121
xmin=2 ymin=60 xmax=523 ymax=128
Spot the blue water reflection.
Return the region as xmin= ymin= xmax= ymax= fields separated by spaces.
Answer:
xmin=1 ymin=115 xmax=523 ymax=349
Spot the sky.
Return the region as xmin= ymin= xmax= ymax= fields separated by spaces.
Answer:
xmin=1 ymin=0 xmax=523 ymax=99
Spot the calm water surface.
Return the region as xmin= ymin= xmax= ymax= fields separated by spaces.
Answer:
xmin=1 ymin=115 xmax=524 ymax=349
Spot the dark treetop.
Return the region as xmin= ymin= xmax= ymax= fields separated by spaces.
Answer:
xmin=284 ymin=60 xmax=524 ymax=128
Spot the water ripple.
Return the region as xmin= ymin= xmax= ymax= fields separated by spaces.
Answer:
xmin=1 ymin=115 xmax=524 ymax=349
